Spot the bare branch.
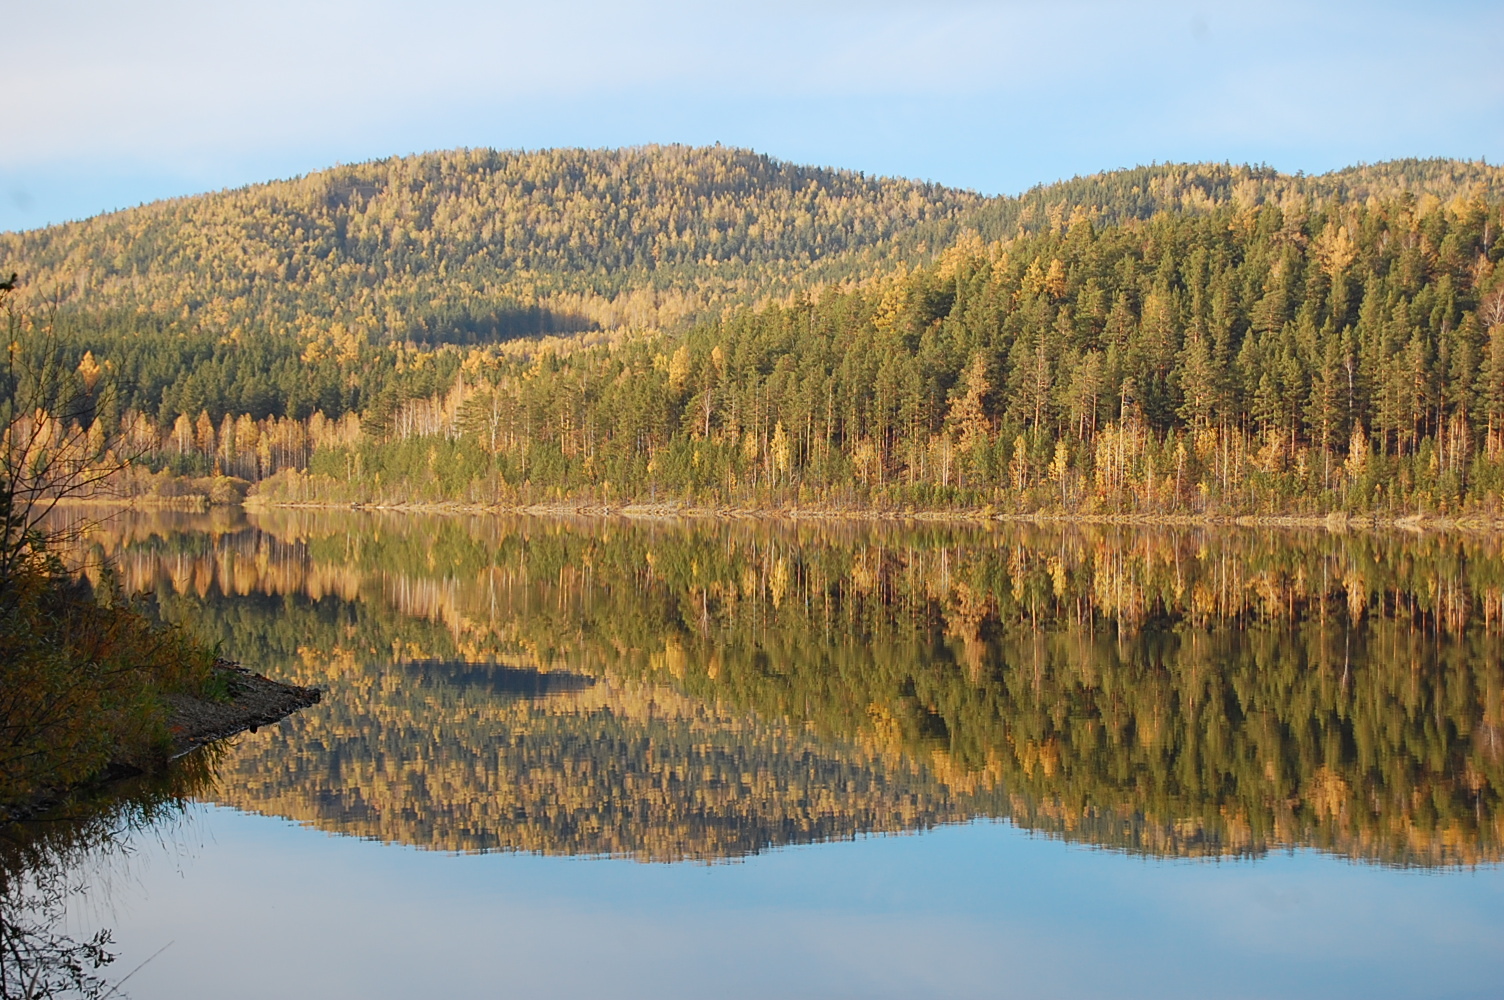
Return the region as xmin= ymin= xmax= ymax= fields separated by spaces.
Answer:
xmin=0 ymin=280 xmax=132 ymax=590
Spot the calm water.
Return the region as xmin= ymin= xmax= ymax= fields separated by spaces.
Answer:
xmin=5 ymin=509 xmax=1504 ymax=998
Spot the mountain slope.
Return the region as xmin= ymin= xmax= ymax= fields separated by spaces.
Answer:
xmin=5 ymin=148 xmax=1500 ymax=349
xmin=0 ymin=145 xmax=984 ymax=343
xmin=967 ymin=158 xmax=1504 ymax=241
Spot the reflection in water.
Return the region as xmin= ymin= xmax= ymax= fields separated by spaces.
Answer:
xmin=0 ymin=753 xmax=217 ymax=999
xmin=52 ymin=507 xmax=1504 ymax=865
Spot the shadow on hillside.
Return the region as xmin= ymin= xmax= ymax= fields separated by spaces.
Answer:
xmin=408 ymin=305 xmax=598 ymax=347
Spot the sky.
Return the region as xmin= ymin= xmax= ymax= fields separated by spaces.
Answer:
xmin=3 ymin=0 xmax=1502 ymax=232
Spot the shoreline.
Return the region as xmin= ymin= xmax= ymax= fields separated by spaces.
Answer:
xmin=53 ymin=489 xmax=1504 ymax=532
xmin=164 ymin=659 xmax=323 ymax=760
xmin=50 ymin=495 xmax=211 ymax=510
xmin=242 ymin=498 xmax=1504 ymax=533
xmin=1 ymin=661 xmax=320 ymax=825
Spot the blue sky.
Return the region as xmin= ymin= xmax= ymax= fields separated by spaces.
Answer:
xmin=4 ymin=0 xmax=1502 ymax=232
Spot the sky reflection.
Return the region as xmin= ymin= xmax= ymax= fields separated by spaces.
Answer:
xmin=92 ymin=801 xmax=1504 ymax=1000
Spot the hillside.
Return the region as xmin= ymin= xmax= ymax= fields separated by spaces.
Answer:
xmin=5 ymin=148 xmax=1500 ymax=346
xmin=0 ymin=145 xmax=985 ymax=342
xmin=6 ymin=148 xmax=1504 ymax=516
xmin=238 ymin=176 xmax=1503 ymax=517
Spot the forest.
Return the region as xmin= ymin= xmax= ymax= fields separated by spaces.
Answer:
xmin=5 ymin=148 xmax=1504 ymax=515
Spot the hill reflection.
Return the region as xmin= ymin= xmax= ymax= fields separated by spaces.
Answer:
xmin=58 ymin=508 xmax=1504 ymax=864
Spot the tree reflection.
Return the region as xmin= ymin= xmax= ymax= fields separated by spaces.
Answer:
xmin=60 ymin=510 xmax=1504 ymax=864
xmin=0 ymin=752 xmax=217 ymax=999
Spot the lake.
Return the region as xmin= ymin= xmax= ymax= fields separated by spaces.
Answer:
xmin=5 ymin=509 xmax=1503 ymax=998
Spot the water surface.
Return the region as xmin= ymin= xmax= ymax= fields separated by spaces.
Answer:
xmin=7 ymin=510 xmax=1503 ymax=998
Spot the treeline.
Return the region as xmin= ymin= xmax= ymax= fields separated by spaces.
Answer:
xmin=248 ymin=189 xmax=1504 ymax=515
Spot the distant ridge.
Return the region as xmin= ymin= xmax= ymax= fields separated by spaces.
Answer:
xmin=969 ymin=157 xmax=1504 ymax=240
xmin=0 ymin=145 xmax=984 ymax=342
xmin=3 ymin=147 xmax=1500 ymax=345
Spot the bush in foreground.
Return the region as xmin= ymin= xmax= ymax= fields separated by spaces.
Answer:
xmin=0 ymin=561 xmax=214 ymax=810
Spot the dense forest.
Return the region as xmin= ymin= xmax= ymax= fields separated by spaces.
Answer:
xmin=2 ymin=146 xmax=985 ymax=341
xmin=61 ymin=509 xmax=1504 ymax=865
xmin=6 ymin=148 xmax=1504 ymax=515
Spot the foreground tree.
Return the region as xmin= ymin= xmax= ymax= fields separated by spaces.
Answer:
xmin=0 ymin=274 xmax=212 ymax=812
xmin=0 ymin=277 xmax=118 ymax=588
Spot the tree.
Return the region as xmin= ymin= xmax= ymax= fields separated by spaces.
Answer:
xmin=0 ymin=278 xmax=119 ymax=589
xmin=1176 ymin=331 xmax=1218 ymax=429
xmin=948 ymin=352 xmax=993 ymax=452
xmin=0 ymin=274 xmax=217 ymax=820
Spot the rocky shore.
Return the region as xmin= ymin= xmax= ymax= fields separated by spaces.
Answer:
xmin=246 ymin=497 xmax=1504 ymax=533
xmin=164 ymin=659 xmax=322 ymax=758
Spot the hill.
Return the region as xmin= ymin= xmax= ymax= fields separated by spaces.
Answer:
xmin=976 ymin=158 xmax=1504 ymax=240
xmin=0 ymin=144 xmax=986 ymax=342
xmin=5 ymin=148 xmax=1504 ymax=517
xmin=5 ymin=148 xmax=1500 ymax=345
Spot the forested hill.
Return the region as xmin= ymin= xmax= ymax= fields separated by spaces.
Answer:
xmin=8 ymin=148 xmax=1504 ymax=516
xmin=3 ymin=148 xmax=1500 ymax=347
xmin=0 ymin=145 xmax=986 ymax=341
xmin=976 ymin=158 xmax=1504 ymax=241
